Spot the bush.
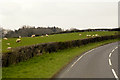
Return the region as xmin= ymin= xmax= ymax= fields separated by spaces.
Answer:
xmin=2 ymin=35 xmax=120 ymax=67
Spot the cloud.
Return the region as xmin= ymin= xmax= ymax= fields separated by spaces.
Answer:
xmin=0 ymin=0 xmax=118 ymax=30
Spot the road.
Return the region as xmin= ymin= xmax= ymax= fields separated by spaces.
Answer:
xmin=55 ymin=42 xmax=119 ymax=79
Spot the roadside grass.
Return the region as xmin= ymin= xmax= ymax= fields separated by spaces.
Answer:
xmin=2 ymin=38 xmax=119 ymax=78
xmin=2 ymin=31 xmax=117 ymax=53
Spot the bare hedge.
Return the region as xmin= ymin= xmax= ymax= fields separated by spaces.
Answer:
xmin=2 ymin=35 xmax=120 ymax=67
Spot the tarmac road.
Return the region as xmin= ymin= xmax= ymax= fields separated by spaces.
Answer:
xmin=55 ymin=42 xmax=119 ymax=80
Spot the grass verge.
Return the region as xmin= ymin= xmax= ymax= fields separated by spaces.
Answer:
xmin=2 ymin=38 xmax=119 ymax=78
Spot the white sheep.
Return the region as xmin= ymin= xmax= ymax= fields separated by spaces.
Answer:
xmin=41 ymin=35 xmax=44 ymax=37
xmin=7 ymin=47 xmax=12 ymax=50
xmin=86 ymin=35 xmax=90 ymax=37
xmin=88 ymin=35 xmax=91 ymax=37
xmin=31 ymin=35 xmax=35 ymax=37
xmin=79 ymin=34 xmax=82 ymax=36
xmin=16 ymin=39 xmax=21 ymax=43
xmin=3 ymin=37 xmax=8 ymax=40
xmin=86 ymin=35 xmax=89 ymax=37
xmin=95 ymin=34 xmax=99 ymax=37
xmin=92 ymin=35 xmax=95 ymax=37
xmin=46 ymin=34 xmax=49 ymax=37
xmin=19 ymin=36 xmax=21 ymax=38
xmin=87 ymin=35 xmax=91 ymax=37
xmin=7 ymin=43 xmax=10 ymax=45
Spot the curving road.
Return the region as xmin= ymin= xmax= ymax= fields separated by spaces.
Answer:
xmin=55 ymin=42 xmax=119 ymax=79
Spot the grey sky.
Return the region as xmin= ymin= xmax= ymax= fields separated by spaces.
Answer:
xmin=0 ymin=0 xmax=119 ymax=30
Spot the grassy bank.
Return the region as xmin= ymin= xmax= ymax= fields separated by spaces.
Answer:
xmin=2 ymin=31 xmax=117 ymax=53
xmin=2 ymin=38 xmax=119 ymax=78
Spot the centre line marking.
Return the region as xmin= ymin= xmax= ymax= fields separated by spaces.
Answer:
xmin=112 ymin=49 xmax=115 ymax=52
xmin=109 ymin=59 xmax=112 ymax=66
xmin=115 ymin=47 xmax=118 ymax=49
xmin=109 ymin=46 xmax=119 ymax=80
xmin=112 ymin=69 xmax=119 ymax=80
xmin=109 ymin=53 xmax=112 ymax=58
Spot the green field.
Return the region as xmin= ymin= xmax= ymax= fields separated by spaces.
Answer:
xmin=2 ymin=39 xmax=119 ymax=78
xmin=2 ymin=31 xmax=117 ymax=53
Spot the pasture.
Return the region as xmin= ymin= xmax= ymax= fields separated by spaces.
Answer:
xmin=2 ymin=31 xmax=117 ymax=53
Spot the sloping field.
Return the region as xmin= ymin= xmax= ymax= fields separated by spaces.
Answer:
xmin=2 ymin=31 xmax=117 ymax=53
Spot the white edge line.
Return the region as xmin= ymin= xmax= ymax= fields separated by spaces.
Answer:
xmin=66 ymin=55 xmax=84 ymax=72
xmin=67 ymin=48 xmax=94 ymax=72
xmin=112 ymin=69 xmax=119 ymax=79
xmin=71 ymin=55 xmax=83 ymax=67
xmin=109 ymin=59 xmax=112 ymax=66
xmin=72 ymin=49 xmax=94 ymax=67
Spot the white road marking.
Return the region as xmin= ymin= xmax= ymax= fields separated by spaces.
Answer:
xmin=69 ymin=45 xmax=118 ymax=72
xmin=71 ymin=55 xmax=84 ymax=67
xmin=112 ymin=49 xmax=115 ymax=52
xmin=109 ymin=46 xmax=119 ymax=80
xmin=67 ymin=48 xmax=95 ymax=72
xmin=109 ymin=53 xmax=112 ymax=58
xmin=71 ymin=49 xmax=94 ymax=68
xmin=112 ymin=69 xmax=119 ymax=80
xmin=68 ymin=44 xmax=119 ymax=79
xmin=66 ymin=55 xmax=84 ymax=72
xmin=109 ymin=59 xmax=112 ymax=66
xmin=115 ymin=47 xmax=118 ymax=49
xmin=76 ymin=55 xmax=83 ymax=62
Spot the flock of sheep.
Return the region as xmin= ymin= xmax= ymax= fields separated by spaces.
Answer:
xmin=4 ymin=33 xmax=99 ymax=50
xmin=3 ymin=34 xmax=49 ymax=50
xmin=79 ymin=33 xmax=99 ymax=37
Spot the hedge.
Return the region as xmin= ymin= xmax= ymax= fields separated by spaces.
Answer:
xmin=2 ymin=35 xmax=120 ymax=67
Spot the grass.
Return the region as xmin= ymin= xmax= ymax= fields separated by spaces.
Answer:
xmin=2 ymin=31 xmax=117 ymax=53
xmin=2 ymin=38 xmax=119 ymax=78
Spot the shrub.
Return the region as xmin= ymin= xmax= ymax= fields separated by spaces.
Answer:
xmin=2 ymin=35 xmax=120 ymax=67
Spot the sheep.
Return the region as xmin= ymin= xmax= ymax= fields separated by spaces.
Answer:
xmin=3 ymin=37 xmax=8 ymax=40
xmin=92 ymin=35 xmax=95 ymax=37
xmin=16 ymin=38 xmax=21 ymax=43
xmin=95 ymin=34 xmax=99 ymax=37
xmin=7 ymin=47 xmax=12 ymax=50
xmin=89 ymin=35 xmax=91 ymax=37
xmin=79 ymin=34 xmax=82 ymax=36
xmin=19 ymin=36 xmax=21 ymax=38
xmin=31 ymin=35 xmax=35 ymax=37
xmin=7 ymin=43 xmax=10 ymax=45
xmin=87 ymin=35 xmax=91 ymax=37
xmin=86 ymin=35 xmax=90 ymax=37
xmin=41 ymin=35 xmax=44 ymax=37
xmin=46 ymin=34 xmax=49 ymax=37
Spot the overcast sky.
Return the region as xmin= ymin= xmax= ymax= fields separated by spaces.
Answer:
xmin=0 ymin=0 xmax=119 ymax=30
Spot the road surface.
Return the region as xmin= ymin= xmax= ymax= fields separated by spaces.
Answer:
xmin=55 ymin=42 xmax=119 ymax=79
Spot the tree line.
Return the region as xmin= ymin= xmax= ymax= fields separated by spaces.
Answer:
xmin=2 ymin=26 xmax=120 ymax=38
xmin=4 ymin=25 xmax=63 ymax=38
